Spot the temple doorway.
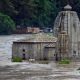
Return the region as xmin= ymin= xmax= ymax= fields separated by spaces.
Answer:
xmin=22 ymin=53 xmax=26 ymax=60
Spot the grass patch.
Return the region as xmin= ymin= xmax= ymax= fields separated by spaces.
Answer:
xmin=59 ymin=59 xmax=70 ymax=64
xmin=12 ymin=57 xmax=22 ymax=62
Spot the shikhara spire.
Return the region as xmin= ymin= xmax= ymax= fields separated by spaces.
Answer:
xmin=54 ymin=5 xmax=80 ymax=59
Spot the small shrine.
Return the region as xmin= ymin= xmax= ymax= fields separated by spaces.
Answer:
xmin=12 ymin=33 xmax=57 ymax=61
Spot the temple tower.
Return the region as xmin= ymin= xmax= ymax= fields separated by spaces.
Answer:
xmin=56 ymin=31 xmax=70 ymax=60
xmin=54 ymin=5 xmax=80 ymax=58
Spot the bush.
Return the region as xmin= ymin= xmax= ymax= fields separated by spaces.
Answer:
xmin=59 ymin=59 xmax=70 ymax=64
xmin=12 ymin=57 xmax=22 ymax=62
xmin=0 ymin=13 xmax=16 ymax=35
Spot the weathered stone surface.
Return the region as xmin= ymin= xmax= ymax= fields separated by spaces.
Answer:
xmin=54 ymin=5 xmax=80 ymax=59
xmin=12 ymin=33 xmax=57 ymax=61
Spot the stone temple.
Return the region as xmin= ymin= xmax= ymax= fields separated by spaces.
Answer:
xmin=54 ymin=4 xmax=80 ymax=60
xmin=12 ymin=33 xmax=57 ymax=61
xmin=12 ymin=5 xmax=80 ymax=61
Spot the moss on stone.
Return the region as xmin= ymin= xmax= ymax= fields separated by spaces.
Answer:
xmin=12 ymin=57 xmax=22 ymax=62
xmin=59 ymin=59 xmax=70 ymax=64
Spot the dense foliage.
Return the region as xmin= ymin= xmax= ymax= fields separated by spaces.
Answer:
xmin=0 ymin=0 xmax=58 ymax=28
xmin=0 ymin=0 xmax=80 ymax=34
xmin=0 ymin=13 xmax=15 ymax=34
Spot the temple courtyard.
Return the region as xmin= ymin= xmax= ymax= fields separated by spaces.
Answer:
xmin=0 ymin=34 xmax=80 ymax=80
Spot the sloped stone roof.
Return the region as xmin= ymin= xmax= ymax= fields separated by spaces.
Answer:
xmin=14 ymin=33 xmax=57 ymax=43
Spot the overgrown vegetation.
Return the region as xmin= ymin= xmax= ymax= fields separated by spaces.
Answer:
xmin=59 ymin=59 xmax=70 ymax=64
xmin=12 ymin=57 xmax=22 ymax=62
xmin=0 ymin=13 xmax=15 ymax=34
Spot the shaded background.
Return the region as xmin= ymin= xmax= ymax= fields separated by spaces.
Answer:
xmin=0 ymin=0 xmax=80 ymax=34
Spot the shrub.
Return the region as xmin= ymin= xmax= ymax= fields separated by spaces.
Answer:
xmin=59 ymin=58 xmax=70 ymax=64
xmin=12 ymin=57 xmax=22 ymax=62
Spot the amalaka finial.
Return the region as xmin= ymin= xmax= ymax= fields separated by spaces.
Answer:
xmin=64 ymin=4 xmax=72 ymax=10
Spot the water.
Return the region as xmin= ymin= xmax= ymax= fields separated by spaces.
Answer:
xmin=0 ymin=34 xmax=80 ymax=80
xmin=0 ymin=34 xmax=33 ymax=64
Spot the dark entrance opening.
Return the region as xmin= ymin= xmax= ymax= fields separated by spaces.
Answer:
xmin=23 ymin=49 xmax=25 ymax=52
xmin=22 ymin=49 xmax=26 ymax=60
xmin=55 ymin=54 xmax=58 ymax=61
xmin=22 ymin=53 xmax=26 ymax=60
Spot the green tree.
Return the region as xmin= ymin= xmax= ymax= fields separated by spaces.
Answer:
xmin=37 ymin=0 xmax=52 ymax=27
xmin=0 ymin=0 xmax=80 ymax=29
xmin=50 ymin=0 xmax=58 ymax=27
xmin=20 ymin=0 xmax=56 ymax=28
xmin=0 ymin=13 xmax=15 ymax=34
